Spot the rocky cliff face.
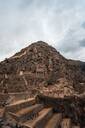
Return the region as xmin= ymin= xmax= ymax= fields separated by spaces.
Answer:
xmin=0 ymin=41 xmax=85 ymax=97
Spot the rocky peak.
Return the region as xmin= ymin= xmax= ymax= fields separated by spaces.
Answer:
xmin=0 ymin=41 xmax=85 ymax=96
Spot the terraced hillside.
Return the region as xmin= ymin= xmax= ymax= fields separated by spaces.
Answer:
xmin=0 ymin=41 xmax=85 ymax=97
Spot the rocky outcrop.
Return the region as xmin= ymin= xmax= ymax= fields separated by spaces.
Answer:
xmin=0 ymin=41 xmax=85 ymax=97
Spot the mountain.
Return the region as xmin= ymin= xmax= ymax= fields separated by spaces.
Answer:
xmin=0 ymin=41 xmax=85 ymax=97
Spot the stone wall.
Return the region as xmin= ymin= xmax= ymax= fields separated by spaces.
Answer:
xmin=36 ymin=94 xmax=85 ymax=127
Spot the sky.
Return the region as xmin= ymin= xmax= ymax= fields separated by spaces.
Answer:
xmin=0 ymin=0 xmax=85 ymax=61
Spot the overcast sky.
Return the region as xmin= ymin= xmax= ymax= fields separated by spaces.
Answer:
xmin=0 ymin=0 xmax=85 ymax=61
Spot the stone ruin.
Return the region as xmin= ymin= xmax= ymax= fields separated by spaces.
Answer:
xmin=0 ymin=94 xmax=84 ymax=128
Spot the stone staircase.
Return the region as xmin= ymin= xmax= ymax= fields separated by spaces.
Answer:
xmin=4 ymin=97 xmax=81 ymax=128
xmin=45 ymin=113 xmax=62 ymax=128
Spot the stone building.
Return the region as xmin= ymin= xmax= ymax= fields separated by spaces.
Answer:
xmin=36 ymin=64 xmax=47 ymax=78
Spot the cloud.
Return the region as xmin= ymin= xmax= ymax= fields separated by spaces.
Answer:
xmin=0 ymin=0 xmax=85 ymax=61
xmin=81 ymin=21 xmax=85 ymax=29
xmin=57 ymin=25 xmax=85 ymax=61
xmin=79 ymin=39 xmax=85 ymax=47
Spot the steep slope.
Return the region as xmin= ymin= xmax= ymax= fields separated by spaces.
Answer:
xmin=0 ymin=41 xmax=85 ymax=97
